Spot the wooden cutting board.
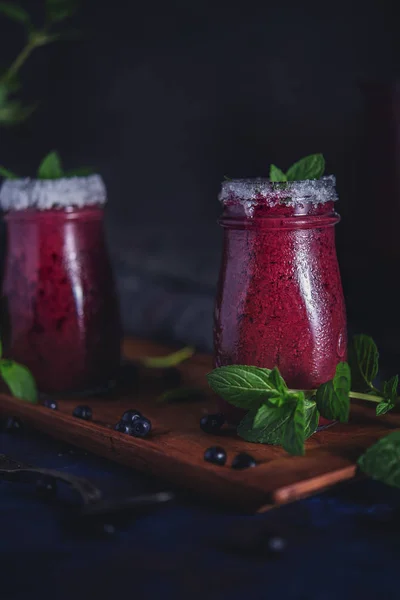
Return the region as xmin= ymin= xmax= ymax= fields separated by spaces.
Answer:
xmin=0 ymin=337 xmax=397 ymax=513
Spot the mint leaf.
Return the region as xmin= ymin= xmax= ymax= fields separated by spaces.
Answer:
xmin=358 ymin=431 xmax=400 ymax=489
xmin=376 ymin=401 xmax=395 ymax=416
xmin=285 ymin=153 xmax=325 ymax=182
xmin=268 ymin=367 xmax=288 ymax=395
xmin=139 ymin=346 xmax=194 ymax=368
xmin=0 ymin=2 xmax=31 ymax=25
xmin=349 ymin=334 xmax=379 ymax=392
xmin=207 ymin=365 xmax=284 ymax=409
xmin=238 ymin=397 xmax=317 ymax=447
xmin=304 ymin=398 xmax=319 ymax=438
xmin=65 ymin=167 xmax=96 ymax=178
xmin=0 ymin=360 xmax=38 ymax=403
xmin=282 ymin=393 xmax=306 ymax=456
xmin=269 ymin=164 xmax=287 ymax=183
xmin=37 ymin=151 xmax=63 ymax=179
xmin=238 ymin=403 xmax=293 ymax=444
xmin=376 ymin=375 xmax=398 ymax=416
xmin=0 ymin=165 xmax=18 ymax=179
xmin=315 ymin=362 xmax=350 ymax=422
xmin=383 ymin=375 xmax=398 ymax=402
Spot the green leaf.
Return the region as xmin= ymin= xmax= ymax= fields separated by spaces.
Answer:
xmin=285 ymin=153 xmax=325 ymax=181
xmin=348 ymin=334 xmax=379 ymax=392
xmin=46 ymin=0 xmax=78 ymax=23
xmin=315 ymin=362 xmax=351 ymax=423
xmin=358 ymin=431 xmax=400 ymax=489
xmin=0 ymin=359 xmax=38 ymax=403
xmin=375 ymin=375 xmax=398 ymax=416
xmin=304 ymin=398 xmax=319 ymax=438
xmin=383 ymin=375 xmax=398 ymax=403
xmin=37 ymin=151 xmax=64 ymax=179
xmin=269 ymin=164 xmax=287 ymax=182
xmin=0 ymin=339 xmax=2 ymax=358
xmin=238 ymin=403 xmax=293 ymax=444
xmin=282 ymin=393 xmax=306 ymax=456
xmin=0 ymin=98 xmax=36 ymax=126
xmin=0 ymin=165 xmax=18 ymax=179
xmin=0 ymin=2 xmax=31 ymax=25
xmin=139 ymin=346 xmax=195 ymax=368
xmin=156 ymin=387 xmax=204 ymax=403
xmin=268 ymin=367 xmax=288 ymax=395
xmin=64 ymin=167 xmax=96 ymax=178
xmin=207 ymin=365 xmax=285 ymax=409
xmin=376 ymin=401 xmax=395 ymax=416
xmin=237 ymin=397 xmax=317 ymax=446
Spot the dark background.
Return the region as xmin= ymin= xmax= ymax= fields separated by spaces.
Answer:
xmin=0 ymin=0 xmax=399 ymax=364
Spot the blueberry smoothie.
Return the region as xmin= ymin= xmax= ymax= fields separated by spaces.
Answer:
xmin=214 ymin=176 xmax=347 ymax=424
xmin=0 ymin=176 xmax=121 ymax=394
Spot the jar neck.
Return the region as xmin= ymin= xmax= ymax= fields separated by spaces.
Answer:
xmin=219 ymin=200 xmax=340 ymax=230
xmin=3 ymin=206 xmax=104 ymax=223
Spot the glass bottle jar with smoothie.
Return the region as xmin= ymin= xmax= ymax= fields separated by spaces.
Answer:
xmin=0 ymin=161 xmax=121 ymax=395
xmin=213 ymin=158 xmax=347 ymax=427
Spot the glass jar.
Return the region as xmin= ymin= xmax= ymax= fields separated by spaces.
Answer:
xmin=214 ymin=176 xmax=347 ymax=424
xmin=0 ymin=176 xmax=121 ymax=395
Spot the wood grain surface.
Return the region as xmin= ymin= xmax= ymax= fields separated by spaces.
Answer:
xmin=0 ymin=337 xmax=397 ymax=512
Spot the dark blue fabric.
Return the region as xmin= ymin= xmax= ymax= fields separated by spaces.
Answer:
xmin=1 ymin=428 xmax=399 ymax=600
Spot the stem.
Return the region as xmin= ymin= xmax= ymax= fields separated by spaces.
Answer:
xmin=1 ymin=41 xmax=36 ymax=83
xmin=349 ymin=391 xmax=382 ymax=404
xmin=288 ymin=388 xmax=386 ymax=404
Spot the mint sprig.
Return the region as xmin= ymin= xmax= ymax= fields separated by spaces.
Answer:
xmin=0 ymin=151 xmax=96 ymax=180
xmin=207 ymin=335 xmax=399 ymax=456
xmin=315 ymin=362 xmax=351 ymax=423
xmin=0 ymin=340 xmax=38 ymax=403
xmin=269 ymin=153 xmax=325 ymax=182
xmin=358 ymin=431 xmax=400 ymax=489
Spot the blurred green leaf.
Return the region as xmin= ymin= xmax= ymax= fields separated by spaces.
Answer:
xmin=37 ymin=151 xmax=64 ymax=179
xmin=0 ymin=2 xmax=31 ymax=25
xmin=0 ymin=165 xmax=19 ymax=179
xmin=65 ymin=167 xmax=96 ymax=177
xmin=0 ymin=359 xmax=38 ymax=404
xmin=46 ymin=0 xmax=78 ymax=23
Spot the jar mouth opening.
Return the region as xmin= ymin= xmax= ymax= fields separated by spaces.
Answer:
xmin=219 ymin=175 xmax=338 ymax=208
xmin=0 ymin=175 xmax=106 ymax=211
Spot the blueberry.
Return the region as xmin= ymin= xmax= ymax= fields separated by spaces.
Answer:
xmin=36 ymin=475 xmax=57 ymax=499
xmin=114 ymin=421 xmax=132 ymax=434
xmin=3 ymin=416 xmax=22 ymax=433
xmin=121 ymin=409 xmax=142 ymax=425
xmin=73 ymin=405 xmax=92 ymax=420
xmin=130 ymin=417 xmax=152 ymax=438
xmin=43 ymin=398 xmax=58 ymax=410
xmin=204 ymin=446 xmax=227 ymax=466
xmin=231 ymin=453 xmax=257 ymax=470
xmin=200 ymin=413 xmax=225 ymax=434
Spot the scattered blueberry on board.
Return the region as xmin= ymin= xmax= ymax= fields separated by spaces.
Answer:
xmin=131 ymin=417 xmax=152 ymax=438
xmin=43 ymin=398 xmax=58 ymax=410
xmin=72 ymin=405 xmax=92 ymax=421
xmin=36 ymin=475 xmax=57 ymax=499
xmin=204 ymin=446 xmax=227 ymax=466
xmin=121 ymin=409 xmax=142 ymax=425
xmin=114 ymin=421 xmax=132 ymax=435
xmin=200 ymin=413 xmax=225 ymax=434
xmin=231 ymin=453 xmax=257 ymax=470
